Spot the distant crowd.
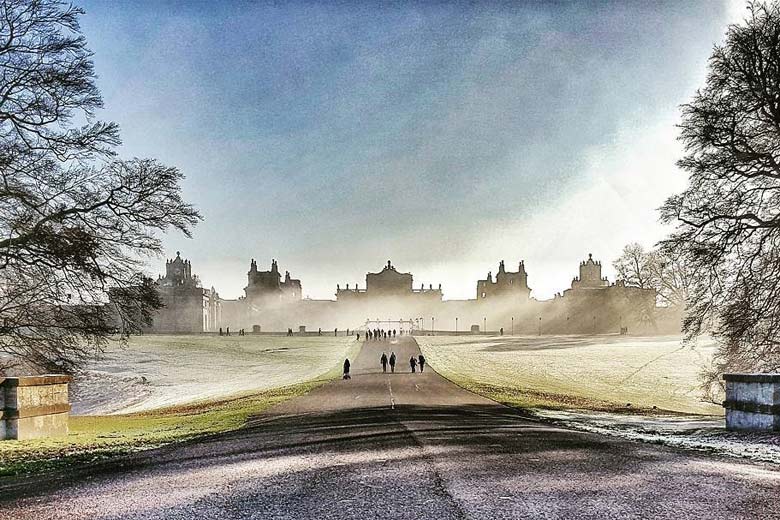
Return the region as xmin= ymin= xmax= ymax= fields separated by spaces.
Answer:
xmin=357 ymin=328 xmax=406 ymax=341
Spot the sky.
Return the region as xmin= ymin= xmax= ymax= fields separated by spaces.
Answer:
xmin=79 ymin=0 xmax=744 ymax=301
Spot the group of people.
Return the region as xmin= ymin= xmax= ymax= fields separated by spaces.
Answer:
xmin=367 ymin=328 xmax=401 ymax=341
xmin=342 ymin=352 xmax=426 ymax=379
xmin=218 ymin=327 xmax=245 ymax=336
xmin=379 ymin=351 xmax=426 ymax=373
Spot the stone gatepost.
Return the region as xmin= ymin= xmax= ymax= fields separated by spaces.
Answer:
xmin=723 ymin=373 xmax=780 ymax=431
xmin=0 ymin=375 xmax=72 ymax=440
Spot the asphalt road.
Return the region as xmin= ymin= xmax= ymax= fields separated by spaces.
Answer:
xmin=1 ymin=337 xmax=779 ymax=519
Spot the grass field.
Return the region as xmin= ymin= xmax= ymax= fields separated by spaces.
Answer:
xmin=417 ymin=334 xmax=722 ymax=415
xmin=0 ymin=335 xmax=361 ymax=477
xmin=73 ymin=335 xmax=361 ymax=414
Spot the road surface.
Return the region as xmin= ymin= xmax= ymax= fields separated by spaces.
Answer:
xmin=1 ymin=337 xmax=778 ymax=519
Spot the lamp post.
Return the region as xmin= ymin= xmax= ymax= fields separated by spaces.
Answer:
xmin=538 ymin=316 xmax=542 ymax=336
xmin=483 ymin=316 xmax=486 ymax=335
xmin=455 ymin=317 xmax=459 ymax=334
xmin=431 ymin=317 xmax=435 ymax=336
xmin=511 ymin=316 xmax=514 ymax=335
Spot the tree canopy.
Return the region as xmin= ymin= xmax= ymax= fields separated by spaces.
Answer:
xmin=0 ymin=0 xmax=200 ymax=372
xmin=661 ymin=1 xmax=780 ymax=384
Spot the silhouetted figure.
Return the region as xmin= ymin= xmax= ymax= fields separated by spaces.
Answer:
xmin=500 ymin=327 xmax=503 ymax=336
xmin=226 ymin=327 xmax=230 ymax=336
xmin=318 ymin=328 xmax=322 ymax=336
xmin=343 ymin=358 xmax=351 ymax=380
xmin=380 ymin=352 xmax=388 ymax=373
xmin=346 ymin=328 xmax=350 ymax=336
xmin=219 ymin=327 xmax=223 ymax=336
xmin=410 ymin=356 xmax=417 ymax=373
xmin=357 ymin=332 xmax=361 ymax=341
xmin=393 ymin=329 xmax=397 ymax=338
xmin=418 ymin=354 xmax=426 ymax=373
xmin=389 ymin=352 xmax=396 ymax=373
xmin=335 ymin=328 xmax=338 ymax=336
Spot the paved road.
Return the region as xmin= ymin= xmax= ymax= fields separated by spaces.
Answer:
xmin=1 ymin=337 xmax=779 ymax=519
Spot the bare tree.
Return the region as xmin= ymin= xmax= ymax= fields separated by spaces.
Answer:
xmin=660 ymin=1 xmax=780 ymax=387
xmin=0 ymin=0 xmax=200 ymax=372
xmin=613 ymin=243 xmax=653 ymax=289
xmin=613 ymin=243 xmax=689 ymax=307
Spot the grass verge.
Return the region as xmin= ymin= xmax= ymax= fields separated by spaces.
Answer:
xmin=0 ymin=339 xmax=364 ymax=479
xmin=443 ymin=376 xmax=697 ymax=416
xmin=0 ymin=382 xmax=325 ymax=478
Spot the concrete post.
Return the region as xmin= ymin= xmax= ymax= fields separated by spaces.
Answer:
xmin=723 ymin=373 xmax=780 ymax=431
xmin=1 ymin=375 xmax=72 ymax=440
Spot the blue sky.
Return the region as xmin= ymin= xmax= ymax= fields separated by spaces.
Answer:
xmin=80 ymin=1 xmax=741 ymax=300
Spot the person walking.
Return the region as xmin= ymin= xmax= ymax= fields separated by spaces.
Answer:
xmin=380 ymin=352 xmax=388 ymax=373
xmin=409 ymin=356 xmax=418 ymax=373
xmin=418 ymin=354 xmax=426 ymax=373
xmin=389 ymin=352 xmax=396 ymax=373
xmin=343 ymin=358 xmax=351 ymax=380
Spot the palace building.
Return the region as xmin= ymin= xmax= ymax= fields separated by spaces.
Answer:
xmin=335 ymin=261 xmax=442 ymax=303
xmin=138 ymin=253 xmax=661 ymax=335
xmin=147 ymin=252 xmax=214 ymax=333
xmin=245 ymin=259 xmax=302 ymax=307
xmin=476 ymin=260 xmax=531 ymax=302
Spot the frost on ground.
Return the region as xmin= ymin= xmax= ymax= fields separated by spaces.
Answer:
xmin=532 ymin=409 xmax=780 ymax=464
xmin=416 ymin=334 xmax=780 ymax=464
xmin=417 ymin=334 xmax=722 ymax=414
xmin=70 ymin=335 xmax=358 ymax=415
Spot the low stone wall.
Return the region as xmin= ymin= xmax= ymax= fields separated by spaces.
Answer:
xmin=0 ymin=375 xmax=72 ymax=440
xmin=723 ymin=373 xmax=780 ymax=431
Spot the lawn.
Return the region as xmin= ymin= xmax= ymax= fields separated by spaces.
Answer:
xmin=416 ymin=334 xmax=722 ymax=415
xmin=72 ymin=335 xmax=361 ymax=414
xmin=0 ymin=335 xmax=361 ymax=477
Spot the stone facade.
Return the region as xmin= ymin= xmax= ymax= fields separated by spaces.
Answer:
xmin=1 ymin=375 xmax=71 ymax=440
xmin=539 ymin=254 xmax=657 ymax=334
xmin=138 ymin=252 xmax=666 ymax=335
xmin=335 ymin=261 xmax=443 ymax=303
xmin=109 ymin=252 xmax=220 ymax=333
xmin=570 ymin=254 xmax=609 ymax=290
xmin=150 ymin=252 xmax=212 ymax=333
xmin=476 ymin=260 xmax=531 ymax=301
xmin=245 ymin=259 xmax=302 ymax=307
